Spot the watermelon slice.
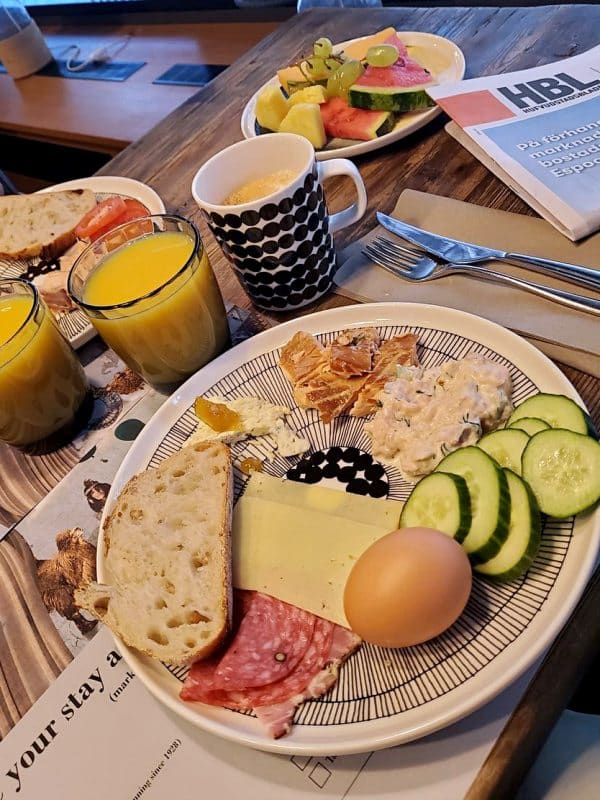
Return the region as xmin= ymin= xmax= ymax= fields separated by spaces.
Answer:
xmin=348 ymin=34 xmax=436 ymax=113
xmin=320 ymin=96 xmax=394 ymax=141
xmin=383 ymin=32 xmax=409 ymax=60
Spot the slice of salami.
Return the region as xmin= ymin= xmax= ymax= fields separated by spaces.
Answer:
xmin=213 ymin=592 xmax=315 ymax=691
xmin=253 ymin=624 xmax=361 ymax=738
xmin=180 ymin=655 xmax=221 ymax=700
xmin=182 ymin=617 xmax=334 ymax=710
xmin=328 ymin=624 xmax=362 ymax=663
xmin=219 ymin=616 xmax=334 ymax=709
xmin=253 ymin=664 xmax=339 ymax=738
xmin=181 ymin=590 xmax=254 ymax=700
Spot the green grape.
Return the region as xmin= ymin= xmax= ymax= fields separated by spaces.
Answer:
xmin=313 ymin=37 xmax=333 ymax=59
xmin=324 ymin=57 xmax=340 ymax=73
xmin=336 ymin=59 xmax=364 ymax=90
xmin=326 ymin=59 xmax=364 ymax=98
xmin=326 ymin=71 xmax=344 ymax=98
xmin=304 ymin=56 xmax=326 ymax=78
xmin=366 ymin=44 xmax=399 ymax=68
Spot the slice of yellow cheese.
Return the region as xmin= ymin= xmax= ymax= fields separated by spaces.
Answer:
xmin=243 ymin=472 xmax=402 ymax=528
xmin=232 ymin=478 xmax=402 ymax=626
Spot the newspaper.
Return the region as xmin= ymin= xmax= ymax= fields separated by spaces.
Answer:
xmin=427 ymin=45 xmax=600 ymax=241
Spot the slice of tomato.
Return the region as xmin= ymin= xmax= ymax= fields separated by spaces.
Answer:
xmin=75 ymin=196 xmax=127 ymax=241
xmin=118 ymin=198 xmax=150 ymax=223
xmin=109 ymin=198 xmax=153 ymax=242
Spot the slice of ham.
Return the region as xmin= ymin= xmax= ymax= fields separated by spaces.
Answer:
xmin=180 ymin=591 xmax=361 ymax=737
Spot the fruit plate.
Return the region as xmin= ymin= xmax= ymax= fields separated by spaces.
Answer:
xmin=241 ymin=31 xmax=466 ymax=161
xmin=0 ymin=176 xmax=165 ymax=349
xmin=97 ymin=302 xmax=599 ymax=756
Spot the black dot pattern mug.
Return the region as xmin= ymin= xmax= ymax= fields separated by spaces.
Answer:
xmin=192 ymin=133 xmax=367 ymax=311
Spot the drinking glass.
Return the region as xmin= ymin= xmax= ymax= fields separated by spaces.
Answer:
xmin=0 ymin=1 xmax=53 ymax=78
xmin=0 ymin=279 xmax=89 ymax=447
xmin=68 ymin=215 xmax=229 ymax=390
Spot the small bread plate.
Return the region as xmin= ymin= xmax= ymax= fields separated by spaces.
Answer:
xmin=98 ymin=303 xmax=599 ymax=756
xmin=0 ymin=176 xmax=165 ymax=349
xmin=241 ymin=31 xmax=466 ymax=161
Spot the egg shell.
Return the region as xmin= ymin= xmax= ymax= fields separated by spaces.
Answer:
xmin=343 ymin=527 xmax=472 ymax=648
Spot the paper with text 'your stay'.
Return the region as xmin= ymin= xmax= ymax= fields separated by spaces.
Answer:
xmin=0 ymin=628 xmax=534 ymax=800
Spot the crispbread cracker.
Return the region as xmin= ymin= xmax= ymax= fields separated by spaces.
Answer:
xmin=76 ymin=441 xmax=233 ymax=666
xmin=0 ymin=189 xmax=96 ymax=260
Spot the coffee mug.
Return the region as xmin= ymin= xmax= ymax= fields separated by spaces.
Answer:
xmin=191 ymin=133 xmax=367 ymax=311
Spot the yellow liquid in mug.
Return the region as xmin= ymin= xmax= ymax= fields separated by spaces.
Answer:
xmin=82 ymin=231 xmax=229 ymax=386
xmin=0 ymin=295 xmax=88 ymax=446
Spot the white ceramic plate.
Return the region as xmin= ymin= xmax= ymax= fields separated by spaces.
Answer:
xmin=241 ymin=31 xmax=466 ymax=161
xmin=0 ymin=176 xmax=166 ymax=349
xmin=98 ymin=303 xmax=599 ymax=756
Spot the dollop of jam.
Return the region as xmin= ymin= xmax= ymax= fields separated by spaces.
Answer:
xmin=239 ymin=457 xmax=264 ymax=475
xmin=194 ymin=397 xmax=242 ymax=432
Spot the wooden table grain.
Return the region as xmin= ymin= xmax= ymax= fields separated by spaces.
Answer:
xmin=1 ymin=6 xmax=598 ymax=795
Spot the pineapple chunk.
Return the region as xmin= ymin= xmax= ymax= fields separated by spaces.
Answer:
xmin=279 ymin=103 xmax=327 ymax=150
xmin=256 ymin=86 xmax=289 ymax=132
xmin=287 ymin=85 xmax=327 ymax=107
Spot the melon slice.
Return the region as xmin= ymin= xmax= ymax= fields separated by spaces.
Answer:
xmin=320 ymin=96 xmax=394 ymax=141
xmin=278 ymin=64 xmax=329 ymax=95
xmin=342 ymin=27 xmax=397 ymax=61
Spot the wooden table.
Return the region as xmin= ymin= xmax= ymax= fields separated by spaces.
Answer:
xmin=1 ymin=5 xmax=599 ymax=796
xmin=0 ymin=21 xmax=280 ymax=154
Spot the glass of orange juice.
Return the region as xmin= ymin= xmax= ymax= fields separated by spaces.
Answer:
xmin=68 ymin=215 xmax=230 ymax=389
xmin=0 ymin=279 xmax=89 ymax=447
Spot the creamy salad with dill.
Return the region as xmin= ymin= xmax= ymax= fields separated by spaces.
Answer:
xmin=364 ymin=353 xmax=513 ymax=480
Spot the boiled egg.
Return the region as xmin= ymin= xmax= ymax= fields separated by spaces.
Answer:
xmin=343 ymin=527 xmax=472 ymax=648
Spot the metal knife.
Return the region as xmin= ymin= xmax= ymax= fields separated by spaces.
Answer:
xmin=376 ymin=212 xmax=600 ymax=291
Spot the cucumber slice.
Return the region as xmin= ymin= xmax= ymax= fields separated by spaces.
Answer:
xmin=434 ymin=446 xmax=511 ymax=564
xmin=521 ymin=429 xmax=600 ymax=517
xmin=507 ymin=393 xmax=596 ymax=437
xmin=477 ymin=429 xmax=530 ymax=475
xmin=475 ymin=469 xmax=541 ymax=582
xmin=508 ymin=417 xmax=550 ymax=436
xmin=400 ymin=472 xmax=471 ymax=543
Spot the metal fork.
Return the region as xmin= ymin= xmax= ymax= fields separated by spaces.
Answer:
xmin=364 ymin=237 xmax=600 ymax=317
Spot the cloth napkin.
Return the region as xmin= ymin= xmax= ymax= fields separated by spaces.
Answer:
xmin=334 ymin=191 xmax=600 ymax=376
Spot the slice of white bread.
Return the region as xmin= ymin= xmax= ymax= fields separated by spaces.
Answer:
xmin=0 ymin=189 xmax=96 ymax=260
xmin=75 ymin=441 xmax=233 ymax=666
